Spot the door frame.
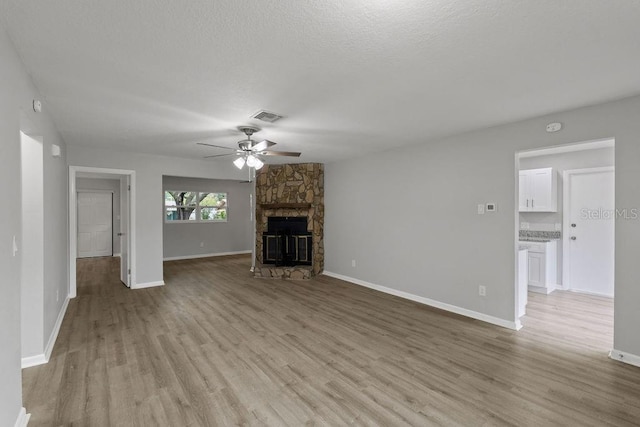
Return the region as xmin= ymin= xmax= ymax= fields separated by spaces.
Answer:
xmin=562 ymin=166 xmax=615 ymax=293
xmin=69 ymin=166 xmax=136 ymax=297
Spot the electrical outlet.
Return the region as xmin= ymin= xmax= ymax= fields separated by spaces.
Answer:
xmin=479 ymin=285 xmax=487 ymax=297
xmin=351 ymin=259 xmax=356 ymax=268
xmin=56 ymin=289 xmax=59 ymax=302
xmin=200 ymin=242 xmax=205 ymax=248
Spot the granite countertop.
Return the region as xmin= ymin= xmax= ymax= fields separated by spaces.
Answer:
xmin=518 ymin=230 xmax=561 ymax=242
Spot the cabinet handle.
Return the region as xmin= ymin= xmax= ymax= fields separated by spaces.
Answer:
xmin=526 ymin=199 xmax=529 ymax=207
xmin=532 ymin=199 xmax=535 ymax=208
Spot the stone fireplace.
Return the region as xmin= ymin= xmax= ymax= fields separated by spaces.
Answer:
xmin=254 ymin=163 xmax=324 ymax=279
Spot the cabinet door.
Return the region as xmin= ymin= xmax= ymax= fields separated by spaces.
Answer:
xmin=519 ymin=173 xmax=530 ymax=211
xmin=530 ymin=170 xmax=552 ymax=211
xmin=527 ymin=252 xmax=546 ymax=287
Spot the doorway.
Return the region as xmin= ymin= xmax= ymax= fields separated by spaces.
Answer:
xmin=515 ymin=138 xmax=615 ymax=345
xmin=69 ymin=167 xmax=136 ymax=297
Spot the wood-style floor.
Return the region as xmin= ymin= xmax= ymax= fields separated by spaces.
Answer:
xmin=23 ymin=255 xmax=640 ymax=426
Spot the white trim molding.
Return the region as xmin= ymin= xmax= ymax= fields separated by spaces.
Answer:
xmin=163 ymin=250 xmax=252 ymax=261
xmin=45 ymin=296 xmax=70 ymax=360
xmin=323 ymin=271 xmax=521 ymax=331
xmin=21 ymin=354 xmax=47 ymax=369
xmin=22 ymin=296 xmax=70 ymax=369
xmin=14 ymin=408 xmax=30 ymax=427
xmin=610 ymin=349 xmax=640 ymax=368
xmin=69 ymin=166 xmax=136 ymax=297
xmin=132 ymin=280 xmax=165 ymax=290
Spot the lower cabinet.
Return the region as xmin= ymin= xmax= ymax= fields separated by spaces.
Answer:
xmin=519 ymin=240 xmax=557 ymax=294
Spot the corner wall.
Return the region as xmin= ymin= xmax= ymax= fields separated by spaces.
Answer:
xmin=325 ymin=94 xmax=640 ymax=359
xmin=0 ymin=25 xmax=68 ymax=424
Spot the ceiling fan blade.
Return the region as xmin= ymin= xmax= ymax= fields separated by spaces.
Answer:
xmin=251 ymin=139 xmax=276 ymax=152
xmin=197 ymin=142 xmax=236 ymax=150
xmin=204 ymin=153 xmax=236 ymax=158
xmin=260 ymin=150 xmax=301 ymax=157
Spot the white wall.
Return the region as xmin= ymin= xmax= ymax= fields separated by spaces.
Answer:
xmin=0 ymin=25 xmax=68 ymax=425
xmin=519 ymin=146 xmax=615 ymax=284
xmin=76 ymin=178 xmax=122 ymax=255
xmin=163 ymin=176 xmax=252 ymax=259
xmin=67 ymin=146 xmax=247 ymax=285
xmin=325 ymin=94 xmax=640 ymax=359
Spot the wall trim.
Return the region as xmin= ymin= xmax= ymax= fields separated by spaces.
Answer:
xmin=132 ymin=280 xmax=165 ymax=290
xmin=22 ymin=296 xmax=70 ymax=369
xmin=163 ymin=250 xmax=251 ymax=261
xmin=45 ymin=296 xmax=70 ymax=361
xmin=610 ymin=349 xmax=640 ymax=368
xmin=323 ymin=271 xmax=521 ymax=331
xmin=13 ymin=408 xmax=30 ymax=427
xmin=113 ymin=253 xmax=121 ymax=257
xmin=21 ymin=354 xmax=47 ymax=369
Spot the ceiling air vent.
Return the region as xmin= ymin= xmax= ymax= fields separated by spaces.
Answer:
xmin=251 ymin=110 xmax=283 ymax=123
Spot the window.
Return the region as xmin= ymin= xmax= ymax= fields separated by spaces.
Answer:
xmin=164 ymin=191 xmax=227 ymax=222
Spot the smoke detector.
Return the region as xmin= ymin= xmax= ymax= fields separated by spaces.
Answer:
xmin=251 ymin=110 xmax=283 ymax=123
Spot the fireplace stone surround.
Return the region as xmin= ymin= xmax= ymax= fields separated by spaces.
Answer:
xmin=254 ymin=163 xmax=324 ymax=279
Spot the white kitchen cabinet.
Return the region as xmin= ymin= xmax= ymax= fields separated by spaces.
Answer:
xmin=519 ymin=240 xmax=557 ymax=294
xmin=519 ymin=168 xmax=557 ymax=212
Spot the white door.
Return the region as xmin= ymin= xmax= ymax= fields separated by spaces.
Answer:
xmin=565 ymin=168 xmax=615 ymax=297
xmin=120 ymin=177 xmax=131 ymax=287
xmin=77 ymin=192 xmax=113 ymax=258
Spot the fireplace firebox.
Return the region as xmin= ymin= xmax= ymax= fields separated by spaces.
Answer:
xmin=262 ymin=217 xmax=312 ymax=266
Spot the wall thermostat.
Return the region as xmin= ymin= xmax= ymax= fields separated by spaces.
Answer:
xmin=33 ymin=99 xmax=42 ymax=113
xmin=546 ymin=122 xmax=562 ymax=133
xmin=486 ymin=203 xmax=497 ymax=212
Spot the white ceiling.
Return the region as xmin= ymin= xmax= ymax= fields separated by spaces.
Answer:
xmin=2 ymin=1 xmax=639 ymax=164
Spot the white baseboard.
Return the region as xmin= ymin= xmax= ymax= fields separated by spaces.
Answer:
xmin=132 ymin=280 xmax=165 ymax=290
xmin=21 ymin=354 xmax=47 ymax=369
xmin=14 ymin=408 xmax=30 ymax=427
xmin=22 ymin=296 xmax=70 ymax=369
xmin=323 ymin=271 xmax=520 ymax=330
xmin=113 ymin=252 xmax=121 ymax=257
xmin=609 ymin=349 xmax=640 ymax=368
xmin=163 ymin=250 xmax=251 ymax=261
xmin=45 ymin=296 xmax=69 ymax=360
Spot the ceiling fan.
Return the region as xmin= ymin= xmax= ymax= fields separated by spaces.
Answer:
xmin=197 ymin=126 xmax=301 ymax=170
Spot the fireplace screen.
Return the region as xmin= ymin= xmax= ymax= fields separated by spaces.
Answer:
xmin=262 ymin=217 xmax=312 ymax=266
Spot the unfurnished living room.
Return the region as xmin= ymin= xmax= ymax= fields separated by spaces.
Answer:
xmin=2 ymin=1 xmax=640 ymax=426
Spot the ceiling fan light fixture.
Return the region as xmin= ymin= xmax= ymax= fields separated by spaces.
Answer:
xmin=246 ymin=154 xmax=258 ymax=167
xmin=253 ymin=157 xmax=264 ymax=170
xmin=233 ymin=157 xmax=246 ymax=169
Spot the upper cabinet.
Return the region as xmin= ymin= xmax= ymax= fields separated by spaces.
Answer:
xmin=519 ymin=167 xmax=558 ymax=212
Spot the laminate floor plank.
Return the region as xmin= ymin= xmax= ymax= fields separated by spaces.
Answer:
xmin=22 ymin=255 xmax=640 ymax=426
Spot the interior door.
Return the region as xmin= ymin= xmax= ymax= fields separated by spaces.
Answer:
xmin=120 ymin=176 xmax=131 ymax=287
xmin=77 ymin=192 xmax=113 ymax=258
xmin=566 ymin=169 xmax=614 ymax=297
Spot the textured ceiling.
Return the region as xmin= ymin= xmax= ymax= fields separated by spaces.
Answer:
xmin=1 ymin=0 xmax=639 ymax=163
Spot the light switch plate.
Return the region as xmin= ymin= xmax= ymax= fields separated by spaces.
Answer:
xmin=477 ymin=204 xmax=485 ymax=215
